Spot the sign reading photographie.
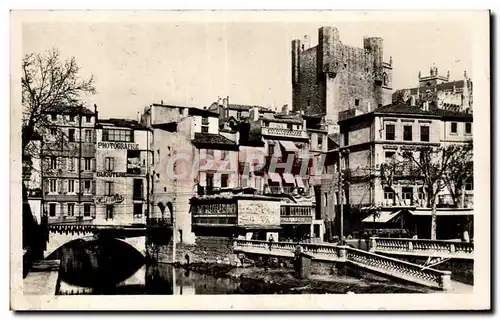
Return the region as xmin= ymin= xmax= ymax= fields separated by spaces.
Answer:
xmin=97 ymin=142 xmax=139 ymax=150
xmin=94 ymin=194 xmax=125 ymax=205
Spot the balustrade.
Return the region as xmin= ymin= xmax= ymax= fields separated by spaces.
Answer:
xmin=372 ymin=237 xmax=474 ymax=257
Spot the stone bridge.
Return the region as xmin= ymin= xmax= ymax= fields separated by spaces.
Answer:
xmin=233 ymin=239 xmax=473 ymax=292
xmin=44 ymin=223 xmax=146 ymax=259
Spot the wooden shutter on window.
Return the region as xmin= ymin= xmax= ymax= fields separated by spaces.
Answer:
xmin=57 ymin=179 xmax=63 ymax=193
xmin=92 ymin=181 xmax=96 ymax=194
xmin=91 ymin=158 xmax=96 ymax=171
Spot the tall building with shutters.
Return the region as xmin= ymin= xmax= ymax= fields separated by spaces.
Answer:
xmin=41 ymin=106 xmax=97 ymax=223
xmin=94 ymin=118 xmax=153 ymax=226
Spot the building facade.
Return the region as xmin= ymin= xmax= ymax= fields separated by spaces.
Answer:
xmin=291 ymin=26 xmax=393 ymax=123
xmin=41 ymin=106 xmax=97 ymax=223
xmin=336 ymin=100 xmax=473 ymax=239
xmin=392 ymin=66 xmax=473 ymax=113
xmin=94 ymin=118 xmax=152 ymax=226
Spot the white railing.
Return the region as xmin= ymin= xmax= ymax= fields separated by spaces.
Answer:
xmin=371 ymin=237 xmax=474 ymax=258
xmin=345 ymin=246 xmax=451 ymax=290
xmin=233 ymin=239 xmax=453 ymax=290
xmin=261 ymin=127 xmax=309 ymax=139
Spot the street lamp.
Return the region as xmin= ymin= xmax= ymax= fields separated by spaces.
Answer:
xmin=338 ymin=149 xmax=350 ymax=245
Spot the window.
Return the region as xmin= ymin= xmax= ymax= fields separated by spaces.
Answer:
xmin=355 ymin=99 xmax=359 ymax=107
xmin=317 ymin=135 xmax=323 ymax=149
xmin=385 ymin=124 xmax=395 ymax=140
xmin=324 ymin=192 xmax=328 ymax=207
xmin=84 ymin=204 xmax=91 ymax=217
xmin=451 ymin=122 xmax=458 ymax=134
xmin=201 ymin=117 xmax=209 ymax=133
xmin=221 ymin=174 xmax=229 ymax=188
xmin=49 ymin=203 xmax=56 ymax=217
xmin=307 ymin=100 xmax=311 ymax=107
xmin=206 ymin=173 xmax=214 ymax=188
xmin=134 ymin=203 xmax=143 ymax=217
xmin=84 ymin=158 xmax=92 ymax=171
xmin=420 ymin=126 xmax=430 ymax=142
xmin=85 ymin=115 xmax=91 ymax=123
xmin=402 ymin=187 xmax=413 ymax=205
xmin=127 ymin=150 xmax=141 ymax=174
xmin=69 ymin=115 xmax=75 ymax=122
xmin=67 ymin=203 xmax=75 ymax=216
xmin=343 ymin=132 xmax=349 ymax=146
xmin=68 ymin=129 xmax=75 ymax=142
xmin=50 ymin=157 xmax=57 ymax=169
xmin=84 ymin=180 xmax=91 ymax=193
xmin=220 ymin=150 xmax=228 ymax=160
xmin=68 ymin=158 xmax=75 ymax=171
xmin=105 ymin=181 xmax=113 ymax=195
xmin=384 ymin=187 xmax=394 ymax=204
xmin=383 ymin=73 xmax=388 ymax=86
xmin=51 ymin=128 xmax=57 ymax=136
xmin=85 ymin=129 xmax=92 ymax=143
xmin=49 ymin=179 xmax=57 ymax=192
xmin=403 ymin=125 xmax=413 ymax=141
xmin=465 ymin=123 xmax=472 ymax=134
xmin=67 ymin=179 xmax=74 ymax=193
xmin=102 ymin=129 xmax=133 ymax=142
xmin=105 ymin=157 xmax=114 ymax=171
xmin=106 ymin=205 xmax=113 ymax=220
xmin=269 ymin=144 xmax=275 ymax=155
xmin=385 ymin=151 xmax=396 ymax=162
xmin=287 ymin=123 xmax=293 ymax=129
xmin=51 ymin=114 xmax=57 ymax=121
xmin=133 ymin=179 xmax=143 ymax=200
xmin=465 ymin=178 xmax=473 ymax=191
xmin=237 ymin=111 xmax=242 ymax=119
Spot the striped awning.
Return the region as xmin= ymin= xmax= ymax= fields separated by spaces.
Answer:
xmin=268 ymin=172 xmax=282 ymax=183
xmin=362 ymin=210 xmax=402 ymax=223
xmin=280 ymin=140 xmax=299 ymax=152
xmin=282 ymin=173 xmax=295 ymax=184
xmin=295 ymin=176 xmax=305 ymax=188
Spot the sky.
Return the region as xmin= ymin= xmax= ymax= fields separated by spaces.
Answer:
xmin=22 ymin=15 xmax=473 ymax=120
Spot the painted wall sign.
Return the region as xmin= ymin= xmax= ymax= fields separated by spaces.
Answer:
xmin=94 ymin=194 xmax=125 ymax=205
xmin=96 ymin=171 xmax=126 ymax=178
xmin=280 ymin=216 xmax=312 ymax=224
xmin=97 ymin=142 xmax=139 ymax=150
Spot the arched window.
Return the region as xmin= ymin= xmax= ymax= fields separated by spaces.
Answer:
xmin=383 ymin=73 xmax=388 ymax=86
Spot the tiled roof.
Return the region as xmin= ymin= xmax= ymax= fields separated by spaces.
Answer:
xmin=192 ymin=132 xmax=237 ymax=147
xmin=188 ymin=107 xmax=219 ymax=117
xmin=373 ymin=102 xmax=472 ymax=119
xmin=227 ymin=104 xmax=272 ymax=112
xmin=98 ymin=118 xmax=150 ymax=130
xmin=263 ymin=116 xmax=303 ymax=124
xmin=44 ymin=105 xmax=94 ymax=115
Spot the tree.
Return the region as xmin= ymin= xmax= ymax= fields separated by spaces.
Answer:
xmin=21 ymin=48 xmax=96 ymax=178
xmin=443 ymin=141 xmax=473 ymax=208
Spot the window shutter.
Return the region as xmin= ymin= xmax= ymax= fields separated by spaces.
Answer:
xmin=57 ymin=179 xmax=63 ymax=193
xmin=111 ymin=157 xmax=115 ymax=170
xmin=92 ymin=181 xmax=96 ymax=194
xmin=91 ymin=158 xmax=96 ymax=171
xmin=63 ymin=179 xmax=68 ymax=194
xmin=43 ymin=179 xmax=49 ymax=194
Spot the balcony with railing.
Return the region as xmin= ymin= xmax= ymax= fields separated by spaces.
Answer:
xmin=191 ymin=202 xmax=238 ymax=226
xmin=261 ymin=127 xmax=309 ymax=139
xmin=280 ymin=205 xmax=313 ymax=224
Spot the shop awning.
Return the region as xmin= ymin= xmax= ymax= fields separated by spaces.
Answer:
xmin=280 ymin=140 xmax=299 ymax=152
xmin=295 ymin=176 xmax=305 ymax=188
xmin=268 ymin=172 xmax=282 ymax=183
xmin=282 ymin=173 xmax=295 ymax=184
xmin=362 ymin=210 xmax=403 ymax=223
xmin=410 ymin=209 xmax=474 ymax=216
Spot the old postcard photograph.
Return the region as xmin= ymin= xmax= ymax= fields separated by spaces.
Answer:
xmin=10 ymin=10 xmax=490 ymax=310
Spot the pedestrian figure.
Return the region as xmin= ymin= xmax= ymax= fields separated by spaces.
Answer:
xmin=268 ymin=234 xmax=274 ymax=251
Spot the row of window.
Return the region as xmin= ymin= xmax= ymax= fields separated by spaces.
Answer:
xmin=47 ymin=202 xmax=92 ymax=217
xmin=103 ymin=179 xmax=144 ymax=198
xmin=102 ymin=129 xmax=134 ymax=142
xmin=48 ymin=157 xmax=94 ymax=171
xmin=385 ymin=124 xmax=430 ymax=142
xmin=50 ymin=128 xmax=94 ymax=143
xmin=48 ymin=179 xmax=93 ymax=193
xmin=450 ymin=122 xmax=472 ymax=135
xmin=48 ymin=114 xmax=93 ymax=123
xmin=47 ymin=202 xmax=143 ymax=218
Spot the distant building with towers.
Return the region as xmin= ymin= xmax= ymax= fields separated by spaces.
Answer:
xmin=291 ymin=26 xmax=393 ymax=127
xmin=392 ymin=66 xmax=473 ymax=113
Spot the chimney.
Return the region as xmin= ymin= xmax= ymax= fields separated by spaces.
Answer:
xmin=367 ymin=102 xmax=371 ymax=112
xmin=161 ymin=100 xmax=164 ymax=105
xmin=94 ymin=104 xmax=99 ymax=122
xmin=302 ymin=35 xmax=311 ymax=50
xmin=422 ymin=101 xmax=429 ymax=111
xmin=411 ymin=95 xmax=416 ymax=107
xmin=250 ymin=107 xmax=259 ymax=121
xmin=282 ymin=104 xmax=289 ymax=115
xmin=222 ymin=98 xmax=227 ymax=108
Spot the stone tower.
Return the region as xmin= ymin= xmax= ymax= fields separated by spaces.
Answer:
xmin=291 ymin=26 xmax=393 ymax=124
